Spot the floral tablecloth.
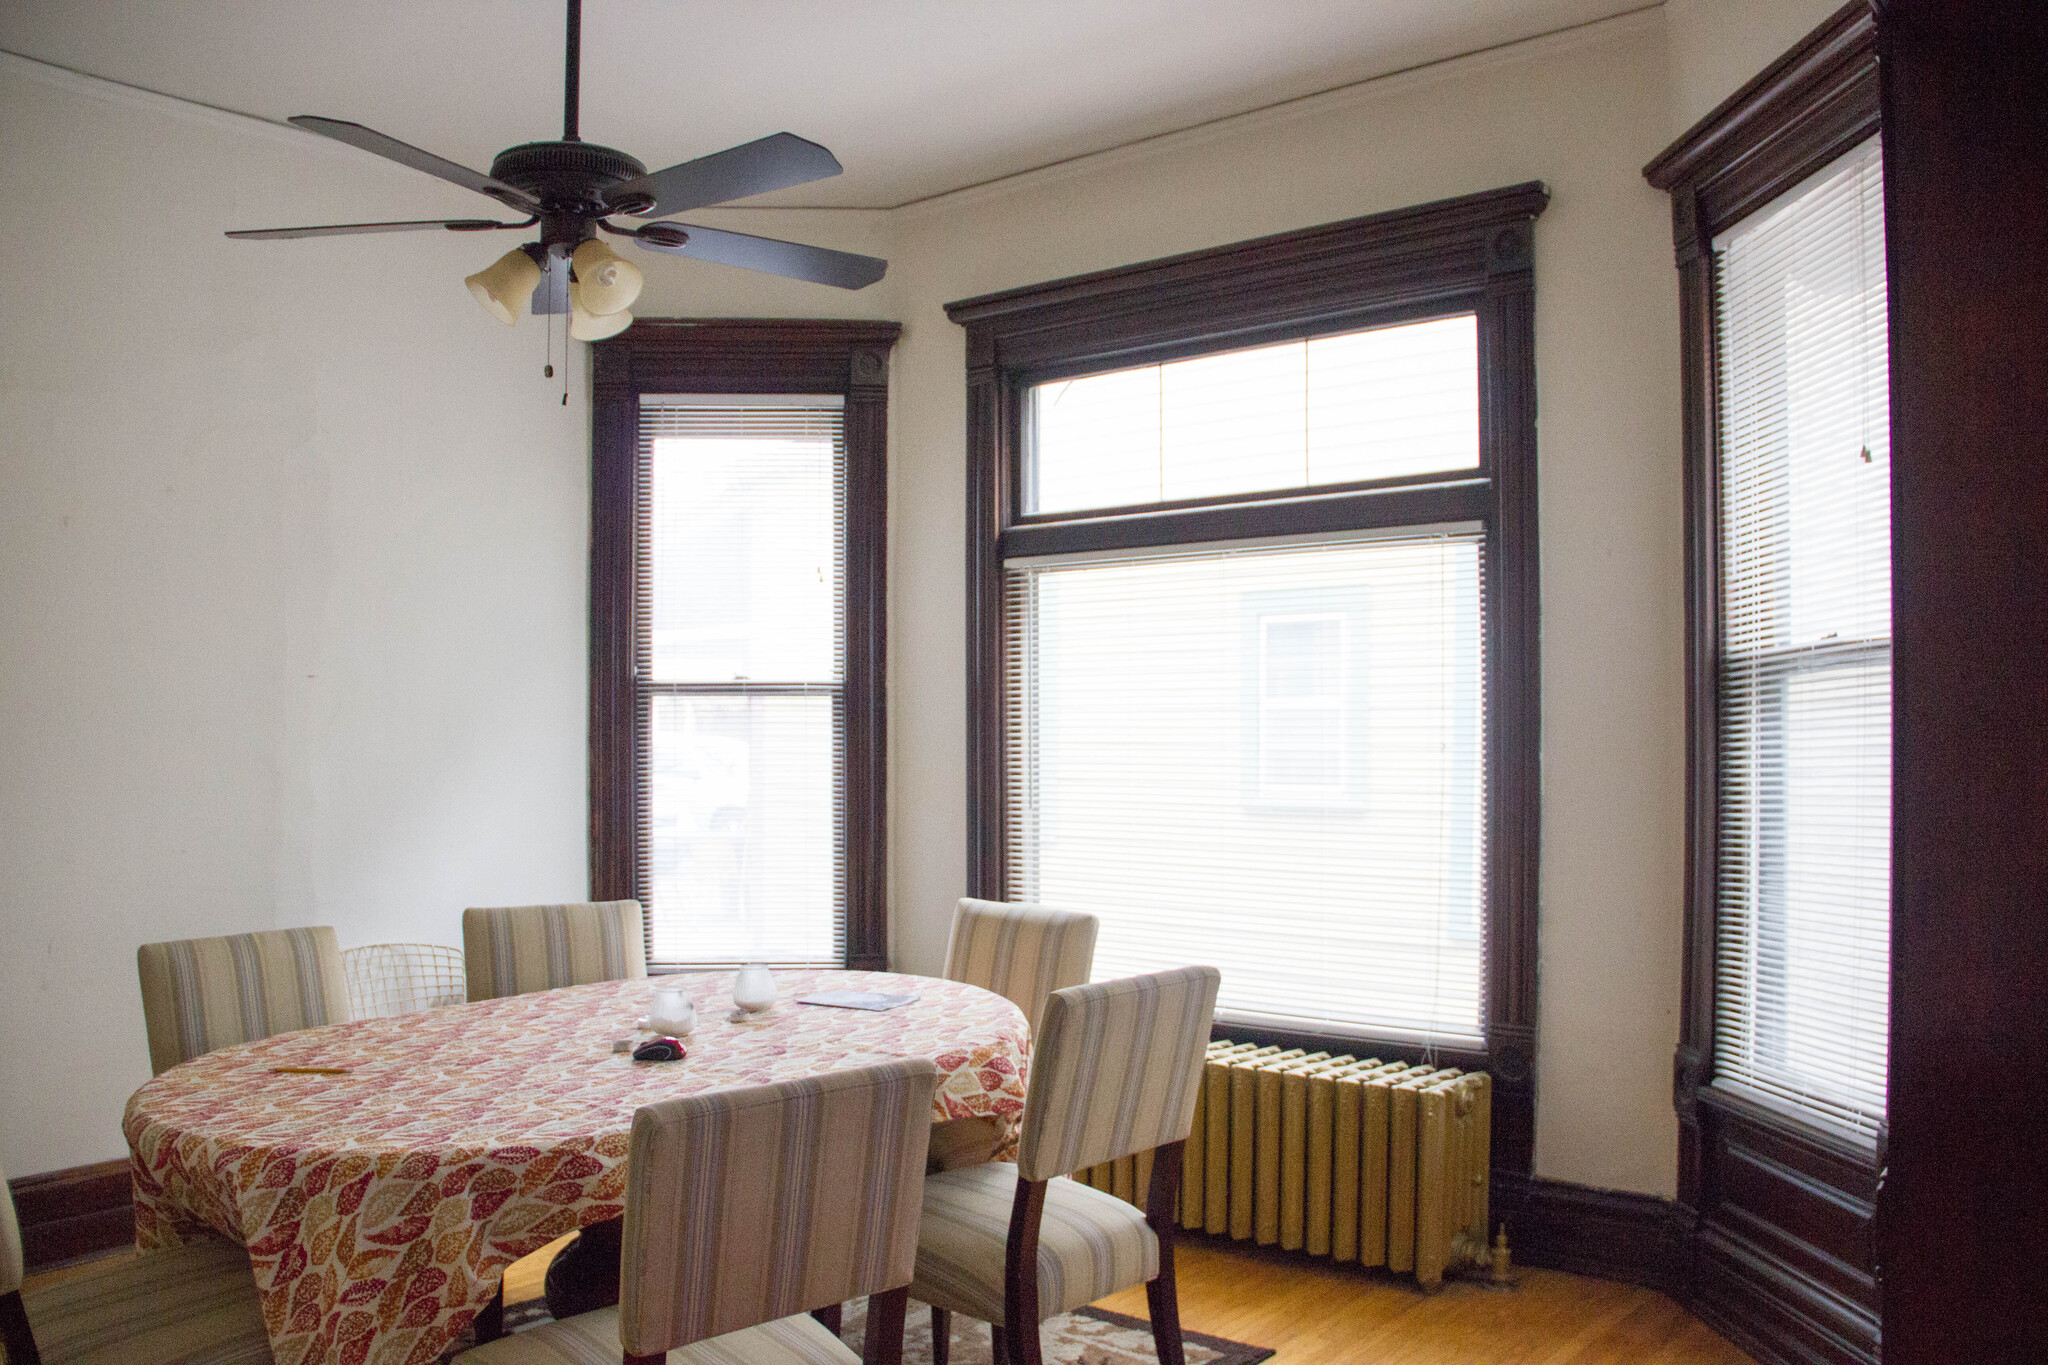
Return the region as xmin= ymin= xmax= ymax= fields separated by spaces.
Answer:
xmin=123 ymin=969 xmax=1030 ymax=1365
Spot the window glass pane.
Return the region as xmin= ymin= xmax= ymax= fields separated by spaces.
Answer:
xmin=1004 ymin=534 xmax=1486 ymax=1041
xmin=1026 ymin=315 xmax=1478 ymax=514
xmin=647 ymin=417 xmax=843 ymax=683
xmin=1713 ymin=138 xmax=1891 ymax=1137
xmin=638 ymin=399 xmax=846 ymax=966
xmin=646 ymin=695 xmax=840 ymax=963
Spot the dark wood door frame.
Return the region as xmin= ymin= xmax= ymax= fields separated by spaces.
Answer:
xmin=588 ymin=319 xmax=901 ymax=971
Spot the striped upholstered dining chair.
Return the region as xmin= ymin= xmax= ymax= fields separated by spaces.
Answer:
xmin=911 ymin=966 xmax=1220 ymax=1365
xmin=929 ymin=896 xmax=1105 ymax=1178
xmin=461 ymin=901 xmax=648 ymax=1002
xmin=1 ymin=1151 xmax=274 ymax=1364
xmin=943 ymin=899 xmax=1099 ymax=1035
xmin=456 ymin=1058 xmax=942 ymax=1365
xmin=135 ymin=926 xmax=349 ymax=1076
xmin=926 ymin=900 xmax=1101 ymax=1175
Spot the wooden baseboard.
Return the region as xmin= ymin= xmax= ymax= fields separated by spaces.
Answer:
xmin=1492 ymin=1171 xmax=1693 ymax=1297
xmin=1690 ymin=1220 xmax=1880 ymax=1365
xmin=8 ymin=1159 xmax=135 ymax=1272
xmin=1495 ymin=1171 xmax=1877 ymax=1365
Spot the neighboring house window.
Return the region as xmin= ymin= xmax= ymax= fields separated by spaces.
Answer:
xmin=589 ymin=322 xmax=896 ymax=970
xmin=1257 ymin=611 xmax=1349 ymax=803
xmin=1710 ymin=138 xmax=1891 ymax=1139
xmin=951 ymin=185 xmax=1546 ymax=1161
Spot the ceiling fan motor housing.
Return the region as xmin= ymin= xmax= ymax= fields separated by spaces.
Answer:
xmin=489 ymin=141 xmax=653 ymax=243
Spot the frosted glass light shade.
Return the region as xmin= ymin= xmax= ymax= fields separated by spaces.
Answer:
xmin=465 ymin=248 xmax=542 ymax=326
xmin=570 ymin=239 xmax=644 ymax=316
xmin=570 ymin=283 xmax=633 ymax=341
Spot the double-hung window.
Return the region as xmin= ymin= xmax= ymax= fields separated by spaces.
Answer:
xmin=1710 ymin=140 xmax=1892 ymax=1140
xmin=589 ymin=321 xmax=896 ymax=971
xmin=1644 ymin=8 xmax=1887 ymax=1344
xmin=952 ymin=186 xmax=1546 ymax=1161
xmin=637 ymin=396 xmax=846 ymax=965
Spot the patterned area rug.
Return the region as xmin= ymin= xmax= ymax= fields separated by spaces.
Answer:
xmin=496 ymin=1296 xmax=1274 ymax=1365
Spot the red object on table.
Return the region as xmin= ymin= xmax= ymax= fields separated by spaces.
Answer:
xmin=124 ymin=969 xmax=1030 ymax=1365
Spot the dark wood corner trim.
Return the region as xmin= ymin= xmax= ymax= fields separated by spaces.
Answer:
xmin=589 ymin=319 xmax=900 ymax=971
xmin=8 ymin=1159 xmax=135 ymax=1272
xmin=953 ymin=187 xmax=1546 ymax=1177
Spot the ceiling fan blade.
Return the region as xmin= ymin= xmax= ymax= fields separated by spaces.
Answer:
xmin=634 ymin=223 xmax=886 ymax=290
xmin=226 ymin=218 xmax=533 ymax=240
xmin=289 ymin=116 xmax=541 ymax=213
xmin=607 ymin=133 xmax=842 ymax=217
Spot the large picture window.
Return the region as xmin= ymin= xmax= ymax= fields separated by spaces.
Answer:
xmin=1003 ymin=489 xmax=1487 ymax=1042
xmin=950 ymin=184 xmax=1546 ymax=1167
xmin=589 ymin=321 xmax=897 ymax=971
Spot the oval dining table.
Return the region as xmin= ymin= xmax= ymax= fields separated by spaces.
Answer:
xmin=123 ymin=968 xmax=1031 ymax=1365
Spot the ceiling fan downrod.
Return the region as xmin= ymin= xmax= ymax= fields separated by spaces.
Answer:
xmin=563 ymin=0 xmax=581 ymax=142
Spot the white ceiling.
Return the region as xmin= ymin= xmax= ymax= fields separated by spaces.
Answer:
xmin=1 ymin=1 xmax=1650 ymax=209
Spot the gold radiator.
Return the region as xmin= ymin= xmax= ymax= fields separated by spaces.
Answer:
xmin=1076 ymin=1040 xmax=1493 ymax=1289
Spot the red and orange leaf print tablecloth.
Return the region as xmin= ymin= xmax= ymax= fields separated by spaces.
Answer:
xmin=123 ymin=969 xmax=1030 ymax=1365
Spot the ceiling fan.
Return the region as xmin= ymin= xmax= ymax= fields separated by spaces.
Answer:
xmin=226 ymin=0 xmax=885 ymax=340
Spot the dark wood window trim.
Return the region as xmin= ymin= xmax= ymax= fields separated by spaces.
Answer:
xmin=947 ymin=182 xmax=1547 ymax=1175
xmin=1645 ymin=6 xmax=1882 ymax=1362
xmin=589 ymin=319 xmax=900 ymax=971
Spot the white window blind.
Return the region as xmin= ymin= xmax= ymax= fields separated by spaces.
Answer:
xmin=637 ymin=396 xmax=846 ymax=966
xmin=1712 ymin=138 xmax=1891 ymax=1138
xmin=1004 ymin=530 xmax=1487 ymax=1043
xmin=1025 ymin=315 xmax=1479 ymax=514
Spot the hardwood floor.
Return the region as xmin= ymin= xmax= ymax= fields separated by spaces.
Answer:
xmin=1092 ymin=1238 xmax=1754 ymax=1363
xmin=28 ymin=1232 xmax=1753 ymax=1363
xmin=506 ymin=1231 xmax=1754 ymax=1363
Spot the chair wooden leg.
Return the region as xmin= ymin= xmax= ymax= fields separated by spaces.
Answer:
xmin=473 ymin=1282 xmax=505 ymax=1345
xmin=862 ymin=1285 xmax=909 ymax=1365
xmin=1 ymin=1288 xmax=42 ymax=1365
xmin=1006 ymin=1317 xmax=1045 ymax=1365
xmin=1001 ymin=1179 xmax=1048 ymax=1365
xmin=1145 ymin=1273 xmax=1186 ymax=1365
xmin=1144 ymin=1140 xmax=1188 ymax=1365
xmin=929 ymin=1305 xmax=951 ymax=1365
xmin=989 ymin=1320 xmax=1009 ymax=1365
xmin=811 ymin=1303 xmax=843 ymax=1336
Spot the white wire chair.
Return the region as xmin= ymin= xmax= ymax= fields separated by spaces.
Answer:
xmin=342 ymin=942 xmax=468 ymax=1021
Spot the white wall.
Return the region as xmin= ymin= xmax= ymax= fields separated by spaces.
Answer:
xmin=4 ymin=3 xmax=1810 ymax=1199
xmin=1664 ymin=0 xmax=1849 ymax=132
xmin=0 ymin=58 xmax=593 ymax=1175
